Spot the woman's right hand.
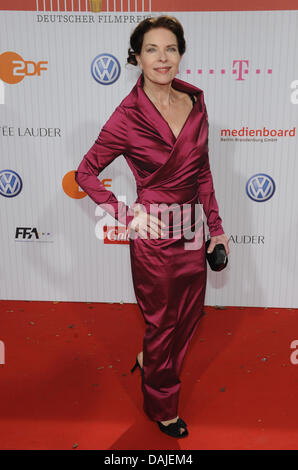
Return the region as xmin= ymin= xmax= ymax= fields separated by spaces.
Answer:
xmin=128 ymin=203 xmax=166 ymax=239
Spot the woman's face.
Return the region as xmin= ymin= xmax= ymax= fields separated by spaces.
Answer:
xmin=135 ymin=27 xmax=182 ymax=86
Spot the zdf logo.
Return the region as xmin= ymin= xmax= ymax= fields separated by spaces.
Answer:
xmin=0 ymin=51 xmax=48 ymax=84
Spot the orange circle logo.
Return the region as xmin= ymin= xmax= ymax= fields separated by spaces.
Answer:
xmin=63 ymin=170 xmax=86 ymax=199
xmin=0 ymin=51 xmax=24 ymax=84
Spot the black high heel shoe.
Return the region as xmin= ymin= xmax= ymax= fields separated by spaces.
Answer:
xmin=157 ymin=417 xmax=188 ymax=438
xmin=130 ymin=356 xmax=144 ymax=378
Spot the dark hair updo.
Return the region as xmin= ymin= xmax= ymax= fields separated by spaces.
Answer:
xmin=127 ymin=15 xmax=186 ymax=66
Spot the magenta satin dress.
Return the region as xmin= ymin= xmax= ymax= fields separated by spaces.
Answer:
xmin=75 ymin=73 xmax=224 ymax=422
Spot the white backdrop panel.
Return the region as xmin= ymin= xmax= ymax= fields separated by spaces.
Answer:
xmin=0 ymin=10 xmax=297 ymax=307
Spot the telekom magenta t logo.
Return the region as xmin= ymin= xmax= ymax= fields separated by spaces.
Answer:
xmin=233 ymin=60 xmax=249 ymax=80
xmin=189 ymin=60 xmax=272 ymax=78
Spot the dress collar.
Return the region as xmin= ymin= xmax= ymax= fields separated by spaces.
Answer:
xmin=133 ymin=72 xmax=202 ymax=146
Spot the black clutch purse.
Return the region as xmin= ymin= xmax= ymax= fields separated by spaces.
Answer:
xmin=205 ymin=239 xmax=228 ymax=271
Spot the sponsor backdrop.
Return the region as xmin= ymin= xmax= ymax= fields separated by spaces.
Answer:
xmin=0 ymin=1 xmax=298 ymax=307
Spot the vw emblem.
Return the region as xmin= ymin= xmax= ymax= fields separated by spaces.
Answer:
xmin=246 ymin=173 xmax=275 ymax=202
xmin=0 ymin=169 xmax=23 ymax=197
xmin=91 ymin=53 xmax=121 ymax=85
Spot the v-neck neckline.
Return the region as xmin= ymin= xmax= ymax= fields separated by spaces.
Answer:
xmin=139 ymin=75 xmax=199 ymax=144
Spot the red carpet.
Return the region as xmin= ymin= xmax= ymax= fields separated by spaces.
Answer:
xmin=0 ymin=300 xmax=297 ymax=450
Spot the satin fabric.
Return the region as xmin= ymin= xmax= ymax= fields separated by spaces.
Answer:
xmin=75 ymin=73 xmax=225 ymax=422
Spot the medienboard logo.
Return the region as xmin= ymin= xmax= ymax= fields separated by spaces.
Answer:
xmin=0 ymin=170 xmax=23 ymax=198
xmin=220 ymin=126 xmax=295 ymax=143
xmin=91 ymin=53 xmax=121 ymax=84
xmin=246 ymin=173 xmax=276 ymax=202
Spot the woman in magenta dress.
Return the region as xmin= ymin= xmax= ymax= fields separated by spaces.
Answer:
xmin=75 ymin=16 xmax=229 ymax=438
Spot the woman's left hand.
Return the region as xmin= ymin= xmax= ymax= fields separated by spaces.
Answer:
xmin=207 ymin=233 xmax=230 ymax=255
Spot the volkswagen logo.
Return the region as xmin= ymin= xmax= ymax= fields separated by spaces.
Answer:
xmin=0 ymin=169 xmax=23 ymax=197
xmin=246 ymin=173 xmax=275 ymax=202
xmin=91 ymin=53 xmax=121 ymax=85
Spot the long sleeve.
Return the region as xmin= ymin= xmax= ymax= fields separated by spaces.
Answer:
xmin=197 ymin=93 xmax=225 ymax=237
xmin=75 ymin=105 xmax=134 ymax=226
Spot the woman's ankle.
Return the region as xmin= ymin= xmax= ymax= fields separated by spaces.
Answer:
xmin=137 ymin=351 xmax=143 ymax=368
xmin=160 ymin=416 xmax=179 ymax=425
